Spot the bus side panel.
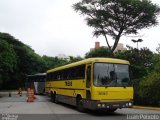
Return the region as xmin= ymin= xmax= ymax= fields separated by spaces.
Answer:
xmin=48 ymin=80 xmax=86 ymax=95
xmin=45 ymin=79 xmax=86 ymax=103
xmin=50 ymin=80 xmax=85 ymax=89
xmin=55 ymin=89 xmax=85 ymax=106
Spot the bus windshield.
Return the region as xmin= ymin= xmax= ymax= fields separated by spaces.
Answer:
xmin=94 ymin=63 xmax=131 ymax=87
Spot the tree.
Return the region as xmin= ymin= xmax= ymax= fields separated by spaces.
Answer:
xmin=0 ymin=32 xmax=46 ymax=89
xmin=139 ymin=54 xmax=160 ymax=106
xmin=73 ymin=0 xmax=160 ymax=54
xmin=69 ymin=56 xmax=83 ymax=63
xmin=85 ymin=47 xmax=112 ymax=58
xmin=0 ymin=40 xmax=17 ymax=87
xmin=42 ymin=56 xmax=69 ymax=70
xmin=156 ymin=43 xmax=160 ymax=53
xmin=11 ymin=44 xmax=47 ymax=88
xmin=115 ymin=46 xmax=153 ymax=79
xmin=0 ymin=40 xmax=17 ymax=73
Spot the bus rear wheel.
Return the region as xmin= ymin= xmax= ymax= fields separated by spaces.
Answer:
xmin=51 ymin=92 xmax=58 ymax=103
xmin=51 ymin=92 xmax=54 ymax=102
xmin=76 ymin=97 xmax=85 ymax=112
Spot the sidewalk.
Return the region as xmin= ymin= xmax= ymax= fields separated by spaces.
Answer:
xmin=133 ymin=106 xmax=160 ymax=110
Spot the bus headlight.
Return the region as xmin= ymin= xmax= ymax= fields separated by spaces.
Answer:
xmin=126 ymin=103 xmax=128 ymax=106
xmin=98 ymin=104 xmax=101 ymax=108
xmin=102 ymin=104 xmax=105 ymax=108
xmin=129 ymin=102 xmax=132 ymax=106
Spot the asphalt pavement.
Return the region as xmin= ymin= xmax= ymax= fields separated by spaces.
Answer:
xmin=0 ymin=92 xmax=159 ymax=120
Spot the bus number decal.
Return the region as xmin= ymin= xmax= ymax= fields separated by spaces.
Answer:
xmin=65 ymin=81 xmax=72 ymax=86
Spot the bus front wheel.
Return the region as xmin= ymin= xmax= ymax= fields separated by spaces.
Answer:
xmin=76 ymin=96 xmax=85 ymax=112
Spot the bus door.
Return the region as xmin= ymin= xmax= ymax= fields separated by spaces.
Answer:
xmin=86 ymin=64 xmax=91 ymax=99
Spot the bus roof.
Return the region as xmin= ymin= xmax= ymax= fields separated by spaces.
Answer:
xmin=47 ymin=58 xmax=129 ymax=73
xmin=27 ymin=73 xmax=46 ymax=77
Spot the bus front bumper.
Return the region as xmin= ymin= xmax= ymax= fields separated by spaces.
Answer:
xmin=83 ymin=100 xmax=133 ymax=110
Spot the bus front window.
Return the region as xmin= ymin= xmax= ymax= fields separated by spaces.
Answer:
xmin=94 ymin=63 xmax=130 ymax=87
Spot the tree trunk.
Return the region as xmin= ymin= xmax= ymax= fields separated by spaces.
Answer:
xmin=111 ymin=29 xmax=123 ymax=53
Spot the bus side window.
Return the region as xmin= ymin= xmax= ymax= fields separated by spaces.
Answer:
xmin=86 ymin=65 xmax=91 ymax=88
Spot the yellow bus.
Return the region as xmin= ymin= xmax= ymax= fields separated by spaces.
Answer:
xmin=45 ymin=58 xmax=133 ymax=112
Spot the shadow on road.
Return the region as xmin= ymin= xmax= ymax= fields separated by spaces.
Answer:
xmin=86 ymin=110 xmax=125 ymax=116
xmin=49 ymin=100 xmax=125 ymax=116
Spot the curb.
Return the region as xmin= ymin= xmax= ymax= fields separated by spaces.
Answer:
xmin=132 ymin=106 xmax=160 ymax=110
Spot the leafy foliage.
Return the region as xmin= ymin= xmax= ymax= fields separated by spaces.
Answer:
xmin=73 ymin=0 xmax=160 ymax=53
xmin=42 ymin=55 xmax=69 ymax=70
xmin=156 ymin=43 xmax=160 ymax=53
xmin=139 ymin=54 xmax=160 ymax=106
xmin=85 ymin=47 xmax=112 ymax=58
xmin=68 ymin=56 xmax=83 ymax=63
xmin=0 ymin=39 xmax=17 ymax=85
xmin=0 ymin=40 xmax=17 ymax=73
xmin=0 ymin=32 xmax=84 ymax=89
xmin=115 ymin=46 xmax=153 ymax=79
xmin=0 ymin=32 xmax=46 ymax=89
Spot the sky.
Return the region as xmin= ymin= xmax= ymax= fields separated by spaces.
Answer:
xmin=0 ymin=0 xmax=160 ymax=57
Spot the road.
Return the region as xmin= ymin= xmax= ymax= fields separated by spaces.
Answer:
xmin=0 ymin=92 xmax=159 ymax=120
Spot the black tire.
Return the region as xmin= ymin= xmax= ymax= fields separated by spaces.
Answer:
xmin=51 ymin=92 xmax=55 ymax=103
xmin=54 ymin=93 xmax=58 ymax=104
xmin=51 ymin=92 xmax=58 ymax=103
xmin=76 ymin=97 xmax=86 ymax=112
